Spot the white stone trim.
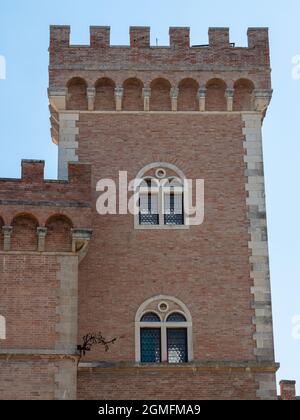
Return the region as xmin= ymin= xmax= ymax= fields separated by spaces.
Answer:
xmin=135 ymin=295 xmax=193 ymax=363
xmin=58 ymin=113 xmax=79 ymax=180
xmin=243 ymin=114 xmax=275 ymax=365
xmin=243 ymin=113 xmax=277 ymax=400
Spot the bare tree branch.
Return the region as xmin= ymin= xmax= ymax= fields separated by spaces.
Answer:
xmin=77 ymin=332 xmax=117 ymax=359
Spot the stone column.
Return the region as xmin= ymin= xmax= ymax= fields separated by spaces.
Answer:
xmin=87 ymin=87 xmax=96 ymax=111
xmin=225 ymin=88 xmax=235 ymax=112
xmin=115 ymin=87 xmax=124 ymax=112
xmin=143 ymin=88 xmax=151 ymax=112
xmin=198 ymin=88 xmax=207 ymax=112
xmin=37 ymin=227 xmax=48 ymax=252
xmin=170 ymin=87 xmax=179 ymax=112
xmin=2 ymin=226 xmax=12 ymax=252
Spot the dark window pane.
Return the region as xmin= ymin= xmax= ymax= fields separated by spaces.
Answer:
xmin=167 ymin=328 xmax=188 ymax=364
xmin=139 ymin=214 xmax=159 ymax=225
xmin=167 ymin=313 xmax=187 ymax=323
xmin=164 ymin=193 xmax=184 ymax=225
xmin=139 ymin=194 xmax=159 ymax=225
xmin=141 ymin=329 xmax=161 ymax=363
xmin=141 ymin=313 xmax=161 ymax=323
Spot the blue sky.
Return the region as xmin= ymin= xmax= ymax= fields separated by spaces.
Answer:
xmin=0 ymin=0 xmax=299 ymax=393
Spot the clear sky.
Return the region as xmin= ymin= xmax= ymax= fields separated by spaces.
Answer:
xmin=0 ymin=0 xmax=299 ymax=394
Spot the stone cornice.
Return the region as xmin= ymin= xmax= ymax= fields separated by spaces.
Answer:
xmin=78 ymin=361 xmax=280 ymax=374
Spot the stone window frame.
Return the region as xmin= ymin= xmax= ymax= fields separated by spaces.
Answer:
xmin=134 ymin=162 xmax=189 ymax=230
xmin=135 ymin=295 xmax=193 ymax=364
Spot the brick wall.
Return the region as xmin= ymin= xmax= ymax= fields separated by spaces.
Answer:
xmin=76 ymin=112 xmax=256 ymax=363
xmin=78 ymin=368 xmax=276 ymax=400
xmin=177 ymin=79 xmax=199 ymax=111
xmin=94 ymin=78 xmax=115 ymax=111
xmin=0 ymin=161 xmax=92 ymax=400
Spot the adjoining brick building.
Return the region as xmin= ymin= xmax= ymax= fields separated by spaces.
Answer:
xmin=0 ymin=25 xmax=289 ymax=400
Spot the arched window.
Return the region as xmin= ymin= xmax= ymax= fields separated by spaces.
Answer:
xmin=136 ymin=296 xmax=193 ymax=364
xmin=135 ymin=163 xmax=187 ymax=229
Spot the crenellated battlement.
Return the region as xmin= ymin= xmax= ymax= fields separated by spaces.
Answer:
xmin=49 ymin=26 xmax=270 ymax=72
xmin=0 ymin=160 xmax=92 ymax=233
xmin=0 ymin=160 xmax=91 ymax=198
xmin=50 ymin=25 xmax=269 ymax=51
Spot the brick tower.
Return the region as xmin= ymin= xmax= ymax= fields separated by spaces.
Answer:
xmin=0 ymin=26 xmax=278 ymax=400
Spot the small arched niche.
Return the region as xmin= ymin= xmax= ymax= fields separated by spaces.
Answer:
xmin=11 ymin=214 xmax=39 ymax=251
xmin=123 ymin=78 xmax=144 ymax=111
xmin=178 ymin=78 xmax=199 ymax=111
xmin=95 ymin=78 xmax=116 ymax=111
xmin=45 ymin=215 xmax=73 ymax=253
xmin=233 ymin=79 xmax=255 ymax=111
xmin=150 ymin=78 xmax=172 ymax=111
xmin=67 ymin=77 xmax=88 ymax=111
xmin=205 ymin=78 xmax=227 ymax=111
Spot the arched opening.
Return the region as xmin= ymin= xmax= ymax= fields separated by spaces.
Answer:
xmin=233 ymin=79 xmax=255 ymax=111
xmin=135 ymin=163 xmax=186 ymax=228
xmin=205 ymin=78 xmax=227 ymax=111
xmin=45 ymin=215 xmax=73 ymax=253
xmin=11 ymin=214 xmax=39 ymax=251
xmin=178 ymin=78 xmax=199 ymax=111
xmin=95 ymin=78 xmax=115 ymax=111
xmin=150 ymin=78 xmax=171 ymax=111
xmin=67 ymin=77 xmax=88 ymax=111
xmin=0 ymin=217 xmax=4 ymax=251
xmin=135 ymin=295 xmax=193 ymax=364
xmin=123 ymin=78 xmax=144 ymax=111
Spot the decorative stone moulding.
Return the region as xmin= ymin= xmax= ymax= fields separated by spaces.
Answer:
xmin=71 ymin=229 xmax=93 ymax=263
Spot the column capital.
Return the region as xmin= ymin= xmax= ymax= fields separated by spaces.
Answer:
xmin=87 ymin=87 xmax=96 ymax=111
xmin=198 ymin=87 xmax=207 ymax=98
xmin=37 ymin=227 xmax=48 ymax=252
xmin=2 ymin=226 xmax=12 ymax=235
xmin=142 ymin=87 xmax=151 ymax=98
xmin=114 ymin=86 xmax=124 ymax=98
xmin=2 ymin=226 xmax=13 ymax=252
xmin=170 ymin=87 xmax=179 ymax=99
xmin=37 ymin=227 xmax=48 ymax=237
xmin=86 ymin=87 xmax=96 ymax=98
xmin=225 ymin=88 xmax=235 ymax=98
